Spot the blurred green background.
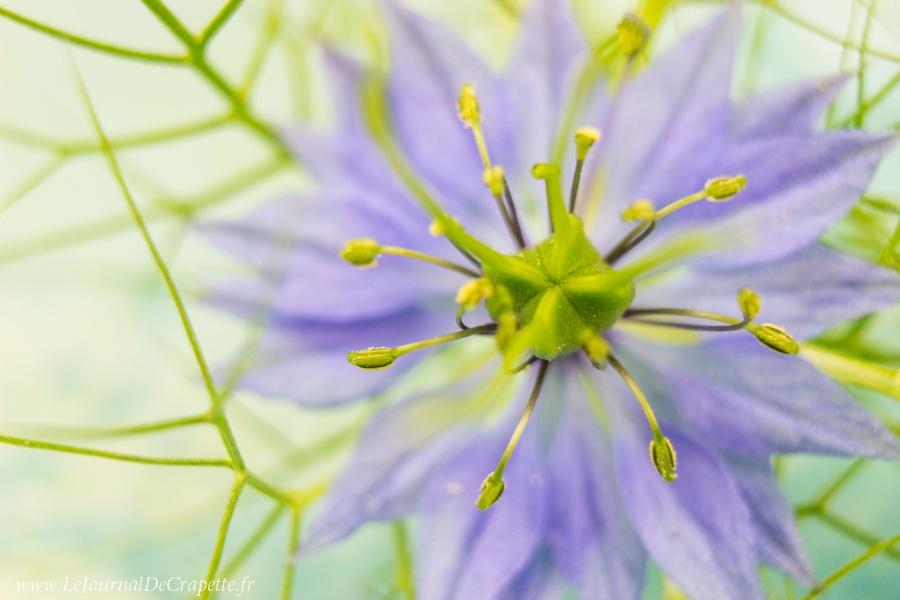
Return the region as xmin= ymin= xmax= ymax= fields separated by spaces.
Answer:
xmin=1 ymin=0 xmax=898 ymax=598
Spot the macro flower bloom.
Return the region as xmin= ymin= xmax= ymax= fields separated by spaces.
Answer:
xmin=204 ymin=1 xmax=900 ymax=598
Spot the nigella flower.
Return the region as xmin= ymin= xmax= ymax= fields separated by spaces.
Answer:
xmin=204 ymin=1 xmax=900 ymax=598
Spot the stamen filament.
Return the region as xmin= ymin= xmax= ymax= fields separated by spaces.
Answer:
xmin=623 ymin=307 xmax=748 ymax=331
xmin=484 ymin=166 xmax=525 ymax=248
xmin=605 ymin=220 xmax=656 ymax=265
xmin=607 ymin=353 xmax=677 ymax=482
xmin=477 ymin=360 xmax=549 ymax=509
xmin=502 ymin=178 xmax=527 ymax=247
xmin=392 ymin=324 xmax=496 ymax=357
xmin=379 ymin=245 xmax=481 ymax=278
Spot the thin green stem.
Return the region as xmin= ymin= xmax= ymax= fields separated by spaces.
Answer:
xmin=810 ymin=460 xmax=866 ymax=510
xmin=201 ymin=0 xmax=247 ymax=47
xmin=0 ymin=155 xmax=65 ymax=212
xmin=0 ymin=434 xmax=231 ymax=468
xmin=800 ymin=533 xmax=900 ymax=599
xmin=855 ymin=0 xmax=878 ymax=127
xmin=239 ymin=0 xmax=285 ymax=95
xmin=138 ymin=0 xmax=292 ymax=158
xmin=393 ymin=324 xmax=496 ymax=358
xmin=0 ymin=5 xmax=186 ymax=64
xmin=74 ymin=60 xmax=221 ymax=408
xmin=759 ymin=0 xmax=900 ymax=64
xmin=799 ymin=508 xmax=900 ymax=563
xmin=244 ymin=471 xmax=295 ymax=505
xmin=281 ymin=508 xmax=301 ymax=600
xmin=201 ymin=474 xmax=247 ymax=600
xmin=878 ymin=217 xmax=900 ymax=268
xmin=211 ymin=414 xmax=247 ymax=471
xmin=220 ymin=504 xmax=286 ymax=578
xmin=492 ymin=0 xmax=519 ymax=18
xmin=58 ymin=115 xmax=231 ymax=155
xmin=20 ymin=413 xmax=211 ymax=440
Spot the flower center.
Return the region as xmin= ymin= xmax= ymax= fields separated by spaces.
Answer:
xmin=340 ymin=78 xmax=801 ymax=507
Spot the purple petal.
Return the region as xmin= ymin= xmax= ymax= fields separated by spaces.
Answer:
xmin=203 ymin=195 xmax=461 ymax=322
xmin=382 ymin=2 xmax=513 ymax=221
xmin=417 ymin=434 xmax=547 ymax=600
xmin=686 ymin=130 xmax=898 ymax=268
xmin=611 ymin=412 xmax=763 ymax=600
xmin=499 ymin=546 xmax=567 ymax=600
xmin=321 ymin=47 xmax=369 ymax=132
xmin=732 ymin=76 xmax=846 ymax=139
xmin=624 ymin=336 xmax=900 ymax=458
xmin=507 ymin=0 xmax=588 ymax=164
xmin=722 ymin=452 xmax=816 ymax=585
xmin=542 ymin=368 xmax=645 ymax=600
xmin=635 ymin=243 xmax=900 ymax=340
xmin=304 ymin=377 xmax=491 ymax=550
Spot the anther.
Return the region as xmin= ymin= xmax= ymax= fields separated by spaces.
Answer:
xmin=649 ymin=436 xmax=678 ymax=482
xmin=705 ymin=175 xmax=747 ymax=202
xmin=347 ymin=347 xmax=396 ymax=370
xmin=621 ymin=199 xmax=655 ymax=222
xmin=483 ymin=166 xmax=505 ymax=197
xmin=476 ymin=472 xmax=506 ymax=510
xmin=340 ymin=238 xmax=380 ymax=267
xmin=457 ymin=84 xmax=481 ymax=127
xmin=617 ymin=13 xmax=650 ymax=57
xmin=749 ymin=323 xmax=800 ymax=355
xmin=737 ymin=288 xmax=761 ymax=320
xmin=456 ymin=277 xmax=495 ymax=310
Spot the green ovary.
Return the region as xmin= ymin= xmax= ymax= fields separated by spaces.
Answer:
xmin=482 ymin=214 xmax=635 ymax=361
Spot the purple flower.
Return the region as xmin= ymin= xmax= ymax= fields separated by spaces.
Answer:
xmin=204 ymin=2 xmax=900 ymax=598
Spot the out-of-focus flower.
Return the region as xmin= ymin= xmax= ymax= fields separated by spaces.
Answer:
xmin=204 ymin=1 xmax=900 ymax=598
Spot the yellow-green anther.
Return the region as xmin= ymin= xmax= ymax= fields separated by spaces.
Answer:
xmin=649 ymin=436 xmax=678 ymax=482
xmin=340 ymin=238 xmax=381 ymax=267
xmin=621 ymin=199 xmax=656 ymax=222
xmin=457 ymin=83 xmax=481 ymax=127
xmin=483 ymin=165 xmax=505 ymax=197
xmin=532 ymin=162 xmax=571 ymax=235
xmin=583 ymin=334 xmax=609 ymax=370
xmin=617 ymin=13 xmax=650 ymax=56
xmin=575 ymin=127 xmax=601 ymax=161
xmin=428 ymin=219 xmax=444 ymax=237
xmin=456 ymin=277 xmax=495 ymax=310
xmin=737 ymin=288 xmax=761 ymax=320
xmin=347 ymin=347 xmax=397 ymax=370
xmin=705 ymin=175 xmax=747 ymax=201
xmin=495 ymin=312 xmax=518 ymax=352
xmin=476 ymin=473 xmax=506 ymax=510
xmin=750 ymin=323 xmax=800 ymax=355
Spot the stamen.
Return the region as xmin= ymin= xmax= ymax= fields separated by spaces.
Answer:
xmin=340 ymin=239 xmax=481 ymax=278
xmin=476 ymin=360 xmax=549 ymax=509
xmin=605 ymin=175 xmax=746 ymax=265
xmin=501 ymin=178 xmax=527 ymax=247
xmin=607 ymin=353 xmax=677 ymax=482
xmin=532 ymin=163 xmax=571 ymax=235
xmin=569 ymin=127 xmax=601 ymax=213
xmin=622 ymin=290 xmax=800 ymax=355
xmin=348 ymin=323 xmax=497 ymax=371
